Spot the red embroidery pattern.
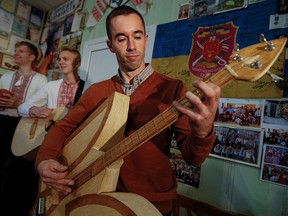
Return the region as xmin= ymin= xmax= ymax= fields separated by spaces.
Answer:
xmin=57 ymin=81 xmax=78 ymax=109
xmin=10 ymin=72 xmax=35 ymax=103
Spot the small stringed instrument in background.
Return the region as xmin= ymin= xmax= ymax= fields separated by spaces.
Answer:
xmin=12 ymin=107 xmax=68 ymax=161
xmin=31 ymin=37 xmax=287 ymax=216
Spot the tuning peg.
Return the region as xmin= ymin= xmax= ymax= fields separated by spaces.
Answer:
xmin=274 ymin=75 xmax=288 ymax=89
xmin=267 ymin=71 xmax=284 ymax=82
xmin=259 ymin=34 xmax=267 ymax=43
xmin=234 ymin=43 xmax=240 ymax=52
xmin=259 ymin=34 xmax=276 ymax=50
xmin=233 ymin=53 xmax=243 ymax=62
xmin=264 ymin=41 xmax=276 ymax=51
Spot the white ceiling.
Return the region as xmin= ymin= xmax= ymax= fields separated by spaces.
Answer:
xmin=24 ymin=0 xmax=69 ymax=12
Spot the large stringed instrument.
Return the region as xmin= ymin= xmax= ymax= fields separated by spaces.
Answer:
xmin=11 ymin=107 xmax=68 ymax=160
xmin=32 ymin=37 xmax=287 ymax=216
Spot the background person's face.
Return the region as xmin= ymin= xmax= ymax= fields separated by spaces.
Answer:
xmin=14 ymin=45 xmax=34 ymax=66
xmin=57 ymin=51 xmax=77 ymax=75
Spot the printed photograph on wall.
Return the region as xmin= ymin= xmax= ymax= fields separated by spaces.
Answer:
xmin=263 ymin=126 xmax=288 ymax=148
xmin=263 ymin=99 xmax=288 ymax=126
xmin=260 ymin=144 xmax=288 ymax=186
xmin=170 ymin=135 xmax=201 ymax=187
xmin=278 ymin=0 xmax=288 ymax=14
xmin=0 ymin=30 xmax=9 ymax=50
xmin=12 ymin=16 xmax=27 ymax=38
xmin=189 ymin=0 xmax=209 ymax=20
xmin=216 ymin=0 xmax=248 ymax=14
xmin=215 ymin=98 xmax=264 ymax=128
xmin=189 ymin=0 xmax=248 ymax=19
xmin=178 ymin=3 xmax=189 ymax=20
xmin=16 ymin=1 xmax=31 ymax=20
xmin=29 ymin=6 xmax=44 ymax=27
xmin=0 ymin=52 xmax=18 ymax=70
xmin=210 ymin=125 xmax=263 ymax=167
xmin=63 ymin=14 xmax=74 ymax=36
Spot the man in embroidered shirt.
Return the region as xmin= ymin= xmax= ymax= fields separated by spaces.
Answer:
xmin=0 ymin=41 xmax=47 ymax=215
xmin=35 ymin=6 xmax=221 ymax=216
xmin=18 ymin=47 xmax=85 ymax=118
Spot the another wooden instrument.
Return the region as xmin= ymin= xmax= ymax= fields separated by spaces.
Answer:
xmin=11 ymin=107 xmax=68 ymax=160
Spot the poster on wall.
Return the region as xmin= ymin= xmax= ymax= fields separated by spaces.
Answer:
xmin=210 ymin=125 xmax=263 ymax=167
xmin=16 ymin=1 xmax=31 ymax=20
xmin=269 ymin=14 xmax=288 ymax=30
xmin=0 ymin=8 xmax=14 ymax=33
xmin=50 ymin=0 xmax=81 ymax=22
xmin=263 ymin=126 xmax=288 ymax=148
xmin=0 ymin=0 xmax=17 ymax=13
xmin=27 ymin=25 xmax=41 ymax=44
xmin=58 ymin=31 xmax=82 ymax=51
xmin=188 ymin=0 xmax=248 ymax=20
xmin=63 ymin=14 xmax=74 ymax=36
xmin=189 ymin=0 xmax=213 ymax=19
xmin=215 ymin=0 xmax=248 ymax=14
xmin=214 ymin=98 xmax=264 ymax=128
xmin=0 ymin=30 xmax=9 ymax=50
xmin=71 ymin=11 xmax=83 ymax=32
xmin=69 ymin=31 xmax=82 ymax=50
xmin=262 ymin=99 xmax=288 ymax=127
xmin=178 ymin=3 xmax=189 ymax=20
xmin=12 ymin=16 xmax=27 ymax=38
xmin=170 ymin=143 xmax=201 ymax=188
xmin=278 ymin=0 xmax=288 ymax=14
xmin=260 ymin=144 xmax=288 ymax=186
xmin=29 ymin=7 xmax=44 ymax=27
xmin=0 ymin=52 xmax=18 ymax=71
xmin=109 ymin=0 xmax=127 ymax=8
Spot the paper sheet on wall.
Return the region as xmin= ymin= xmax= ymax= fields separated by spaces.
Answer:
xmin=0 ymin=30 xmax=9 ymax=50
xmin=0 ymin=8 xmax=14 ymax=33
xmin=71 ymin=11 xmax=83 ymax=32
xmin=16 ymin=1 xmax=31 ymax=20
xmin=269 ymin=14 xmax=288 ymax=30
xmin=1 ymin=0 xmax=16 ymax=13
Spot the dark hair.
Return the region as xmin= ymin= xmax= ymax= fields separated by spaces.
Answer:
xmin=15 ymin=41 xmax=38 ymax=62
xmin=106 ymin=5 xmax=146 ymax=40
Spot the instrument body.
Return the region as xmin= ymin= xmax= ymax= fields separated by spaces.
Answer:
xmin=12 ymin=107 xmax=68 ymax=160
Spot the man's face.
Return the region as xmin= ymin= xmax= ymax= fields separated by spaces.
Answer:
xmin=57 ymin=51 xmax=78 ymax=75
xmin=14 ymin=45 xmax=34 ymax=65
xmin=107 ymin=13 xmax=148 ymax=74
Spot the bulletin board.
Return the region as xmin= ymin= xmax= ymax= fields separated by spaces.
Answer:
xmin=151 ymin=0 xmax=288 ymax=98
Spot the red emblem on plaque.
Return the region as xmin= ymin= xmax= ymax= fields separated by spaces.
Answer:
xmin=203 ymin=39 xmax=219 ymax=61
xmin=188 ymin=22 xmax=238 ymax=77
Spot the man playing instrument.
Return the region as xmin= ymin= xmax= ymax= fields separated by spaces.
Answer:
xmin=36 ymin=5 xmax=220 ymax=216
